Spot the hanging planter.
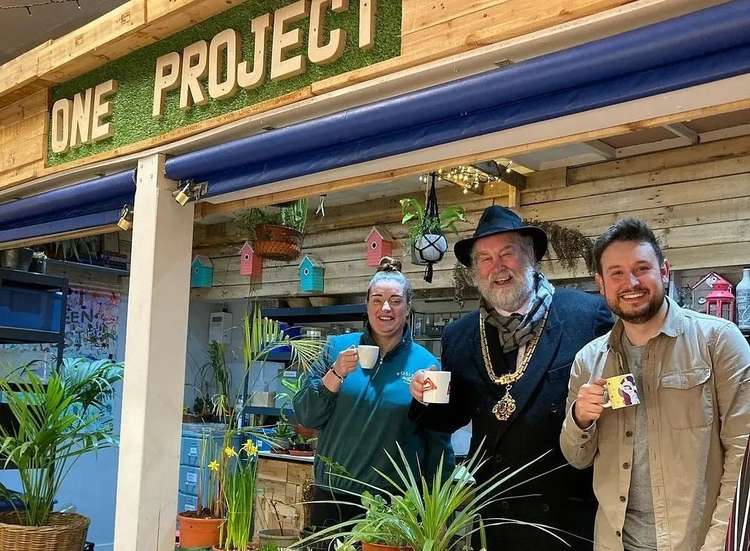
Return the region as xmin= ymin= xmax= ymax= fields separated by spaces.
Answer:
xmin=414 ymin=233 xmax=448 ymax=264
xmin=253 ymin=224 xmax=304 ymax=261
xmin=400 ymin=177 xmax=468 ymax=277
xmin=236 ymin=199 xmax=308 ymax=262
xmin=414 ymin=173 xmax=448 ymax=283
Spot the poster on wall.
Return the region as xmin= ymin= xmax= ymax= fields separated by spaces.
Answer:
xmin=64 ymin=287 xmax=121 ymax=359
xmin=0 ymin=287 xmax=121 ymax=364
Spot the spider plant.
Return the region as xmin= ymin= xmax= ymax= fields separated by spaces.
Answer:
xmin=0 ymin=358 xmax=123 ymax=526
xmin=297 ymin=442 xmax=568 ymax=551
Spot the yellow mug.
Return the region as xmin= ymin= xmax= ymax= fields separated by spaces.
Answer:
xmin=602 ymin=373 xmax=640 ymax=410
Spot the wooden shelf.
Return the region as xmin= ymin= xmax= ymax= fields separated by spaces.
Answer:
xmin=263 ymin=304 xmax=366 ymax=323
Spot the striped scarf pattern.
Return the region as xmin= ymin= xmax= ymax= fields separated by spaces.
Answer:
xmin=482 ymin=272 xmax=555 ymax=353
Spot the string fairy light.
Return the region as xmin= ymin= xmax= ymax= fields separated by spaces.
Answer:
xmin=1 ymin=0 xmax=81 ymax=15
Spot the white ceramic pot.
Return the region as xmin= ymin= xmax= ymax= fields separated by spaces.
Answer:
xmin=415 ymin=234 xmax=448 ymax=263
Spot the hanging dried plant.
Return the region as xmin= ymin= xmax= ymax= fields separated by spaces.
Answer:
xmin=524 ymin=218 xmax=594 ymax=273
xmin=452 ymin=262 xmax=478 ymax=308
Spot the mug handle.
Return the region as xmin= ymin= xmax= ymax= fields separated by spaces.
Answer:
xmin=601 ymin=388 xmax=612 ymax=409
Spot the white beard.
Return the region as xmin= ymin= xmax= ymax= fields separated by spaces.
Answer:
xmin=476 ymin=263 xmax=535 ymax=312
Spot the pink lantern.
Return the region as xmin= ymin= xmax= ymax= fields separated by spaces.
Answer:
xmin=706 ymin=281 xmax=735 ymax=321
xmin=239 ymin=241 xmax=262 ymax=281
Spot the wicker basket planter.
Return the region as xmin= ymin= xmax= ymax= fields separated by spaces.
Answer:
xmin=252 ymin=225 xmax=303 ymax=261
xmin=0 ymin=512 xmax=89 ymax=551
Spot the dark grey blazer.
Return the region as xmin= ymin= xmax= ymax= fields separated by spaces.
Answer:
xmin=411 ymin=288 xmax=613 ymax=551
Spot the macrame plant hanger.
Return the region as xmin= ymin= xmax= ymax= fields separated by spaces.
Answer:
xmin=414 ymin=172 xmax=447 ymax=283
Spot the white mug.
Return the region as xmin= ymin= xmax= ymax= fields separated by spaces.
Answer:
xmin=423 ymin=370 xmax=451 ymax=404
xmin=357 ymin=345 xmax=380 ymax=370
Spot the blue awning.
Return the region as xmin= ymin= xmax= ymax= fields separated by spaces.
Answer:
xmin=0 ymin=208 xmax=123 ymax=245
xmin=1 ymin=0 xmax=749 ymax=245
xmin=163 ymin=0 xmax=750 ymax=199
xmin=0 ymin=170 xmax=135 ymax=229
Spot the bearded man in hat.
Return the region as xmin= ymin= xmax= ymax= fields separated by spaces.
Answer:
xmin=410 ymin=205 xmax=612 ymax=551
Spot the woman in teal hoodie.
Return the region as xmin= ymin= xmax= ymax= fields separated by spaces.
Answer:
xmin=293 ymin=257 xmax=454 ymax=528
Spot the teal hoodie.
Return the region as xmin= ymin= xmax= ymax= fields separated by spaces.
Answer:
xmin=293 ymin=327 xmax=454 ymax=496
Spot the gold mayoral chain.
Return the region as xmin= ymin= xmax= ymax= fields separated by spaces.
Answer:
xmin=479 ymin=310 xmax=549 ymax=421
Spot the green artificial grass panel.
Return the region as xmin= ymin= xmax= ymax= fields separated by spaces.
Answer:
xmin=48 ymin=0 xmax=402 ymax=166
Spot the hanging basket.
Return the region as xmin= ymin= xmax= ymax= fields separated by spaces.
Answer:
xmin=0 ymin=512 xmax=89 ymax=551
xmin=252 ymin=224 xmax=304 ymax=261
xmin=414 ymin=233 xmax=448 ymax=263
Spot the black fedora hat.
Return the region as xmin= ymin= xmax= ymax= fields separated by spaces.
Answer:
xmin=454 ymin=206 xmax=548 ymax=267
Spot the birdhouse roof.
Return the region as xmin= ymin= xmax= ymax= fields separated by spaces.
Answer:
xmin=365 ymin=226 xmax=393 ymax=242
xmin=240 ymin=241 xmax=254 ymax=253
xmin=300 ymin=254 xmax=324 ymax=268
xmin=691 ymin=272 xmax=730 ymax=290
xmin=192 ymin=255 xmax=213 ymax=267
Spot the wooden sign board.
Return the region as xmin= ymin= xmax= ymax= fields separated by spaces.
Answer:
xmin=46 ymin=0 xmax=400 ymax=166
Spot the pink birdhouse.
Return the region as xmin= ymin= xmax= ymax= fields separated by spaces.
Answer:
xmin=365 ymin=226 xmax=394 ymax=267
xmin=239 ymin=241 xmax=262 ymax=280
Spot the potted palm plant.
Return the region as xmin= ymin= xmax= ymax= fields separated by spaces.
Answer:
xmin=179 ymin=304 xmax=324 ymax=550
xmin=0 ymin=358 xmax=123 ymax=551
xmin=237 ymin=199 xmax=308 ymax=261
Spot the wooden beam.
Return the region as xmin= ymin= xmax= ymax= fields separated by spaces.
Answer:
xmin=0 ymin=225 xmax=120 ymax=251
xmin=507 ymin=183 xmax=521 ymax=208
xmin=584 ymin=139 xmax=618 ymax=159
xmin=664 ymin=123 xmax=700 ymax=144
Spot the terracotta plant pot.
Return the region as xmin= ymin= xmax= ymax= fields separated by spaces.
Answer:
xmin=258 ymin=528 xmax=301 ymax=548
xmin=253 ymin=224 xmax=303 ymax=261
xmin=289 ymin=448 xmax=315 ymax=457
xmin=362 ymin=542 xmax=413 ymax=551
xmin=178 ymin=513 xmax=224 ymax=548
xmin=294 ymin=425 xmax=317 ymax=439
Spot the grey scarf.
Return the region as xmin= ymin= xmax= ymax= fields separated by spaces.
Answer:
xmin=481 ymin=272 xmax=555 ymax=353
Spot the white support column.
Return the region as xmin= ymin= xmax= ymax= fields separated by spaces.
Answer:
xmin=114 ymin=154 xmax=194 ymax=551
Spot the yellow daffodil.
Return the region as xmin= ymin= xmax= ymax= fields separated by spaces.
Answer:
xmin=242 ymin=440 xmax=258 ymax=457
xmin=224 ymin=446 xmax=237 ymax=458
xmin=208 ymin=460 xmax=220 ymax=472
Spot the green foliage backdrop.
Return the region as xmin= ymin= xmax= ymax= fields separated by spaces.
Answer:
xmin=48 ymin=0 xmax=402 ymax=165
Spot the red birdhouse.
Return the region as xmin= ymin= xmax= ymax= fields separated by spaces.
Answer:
xmin=239 ymin=241 xmax=262 ymax=280
xmin=365 ymin=226 xmax=394 ymax=266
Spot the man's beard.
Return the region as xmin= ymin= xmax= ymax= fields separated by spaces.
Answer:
xmin=608 ymin=285 xmax=665 ymax=324
xmin=476 ymin=263 xmax=536 ymax=312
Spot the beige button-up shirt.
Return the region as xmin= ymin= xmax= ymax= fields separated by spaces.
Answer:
xmin=561 ymin=297 xmax=750 ymax=551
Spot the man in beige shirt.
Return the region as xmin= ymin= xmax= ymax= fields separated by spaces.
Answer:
xmin=560 ymin=218 xmax=750 ymax=551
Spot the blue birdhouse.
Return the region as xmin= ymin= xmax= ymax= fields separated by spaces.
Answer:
xmin=299 ymin=255 xmax=325 ymax=294
xmin=191 ymin=256 xmax=214 ymax=288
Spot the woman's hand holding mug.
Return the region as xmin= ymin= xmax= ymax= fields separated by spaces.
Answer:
xmin=333 ymin=347 xmax=360 ymax=377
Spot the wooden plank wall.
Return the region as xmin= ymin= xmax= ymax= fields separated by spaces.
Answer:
xmin=255 ymin=457 xmax=312 ymax=537
xmin=0 ymin=91 xmax=48 ymax=185
xmin=191 ymin=135 xmax=750 ymax=302
xmin=0 ymin=0 xmax=633 ymax=189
